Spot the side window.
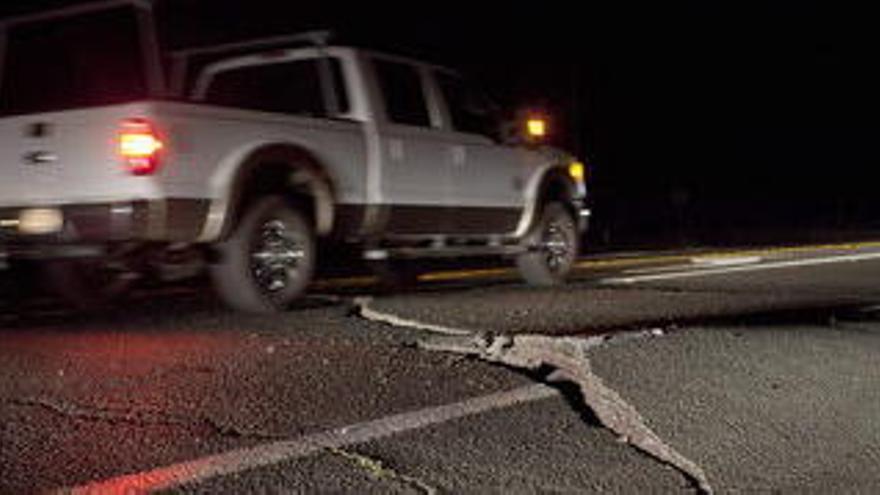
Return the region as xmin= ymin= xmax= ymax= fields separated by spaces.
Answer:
xmin=373 ymin=60 xmax=431 ymax=127
xmin=436 ymin=73 xmax=501 ymax=140
xmin=204 ymin=58 xmax=348 ymax=116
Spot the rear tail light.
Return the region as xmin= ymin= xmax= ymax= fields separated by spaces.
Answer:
xmin=119 ymin=119 xmax=163 ymax=175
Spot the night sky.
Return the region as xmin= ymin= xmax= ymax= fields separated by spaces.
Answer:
xmin=3 ymin=1 xmax=879 ymax=246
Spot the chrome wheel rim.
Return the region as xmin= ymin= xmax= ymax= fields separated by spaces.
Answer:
xmin=251 ymin=219 xmax=307 ymax=293
xmin=542 ymin=219 xmax=573 ymax=273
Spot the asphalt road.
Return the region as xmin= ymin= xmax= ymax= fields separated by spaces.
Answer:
xmin=3 ymin=242 xmax=880 ymax=493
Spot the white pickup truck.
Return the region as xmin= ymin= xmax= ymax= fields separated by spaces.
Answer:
xmin=0 ymin=1 xmax=590 ymax=312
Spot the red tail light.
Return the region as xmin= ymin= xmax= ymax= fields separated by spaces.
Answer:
xmin=119 ymin=119 xmax=163 ymax=175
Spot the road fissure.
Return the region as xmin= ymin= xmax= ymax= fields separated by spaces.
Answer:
xmin=356 ymin=298 xmax=714 ymax=494
xmin=354 ymin=297 xmax=472 ymax=336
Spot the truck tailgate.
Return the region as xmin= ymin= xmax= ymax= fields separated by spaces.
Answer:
xmin=0 ymin=103 xmax=161 ymax=207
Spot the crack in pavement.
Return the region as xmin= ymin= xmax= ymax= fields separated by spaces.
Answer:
xmin=328 ymin=447 xmax=439 ymax=495
xmin=353 ymin=297 xmax=471 ymax=336
xmin=355 ymin=298 xmax=714 ymax=494
xmin=8 ymin=396 xmax=285 ymax=441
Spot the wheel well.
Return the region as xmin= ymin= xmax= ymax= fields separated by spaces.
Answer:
xmin=223 ymin=146 xmax=335 ymax=240
xmin=237 ymin=163 xmax=315 ymax=220
xmin=537 ymin=170 xmax=577 ymax=217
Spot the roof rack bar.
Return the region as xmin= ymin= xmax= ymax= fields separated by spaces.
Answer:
xmin=170 ymin=30 xmax=333 ymax=59
xmin=168 ymin=30 xmax=334 ymax=98
xmin=0 ymin=0 xmax=151 ymax=28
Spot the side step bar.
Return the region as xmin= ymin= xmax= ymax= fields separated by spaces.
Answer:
xmin=364 ymin=244 xmax=527 ymax=261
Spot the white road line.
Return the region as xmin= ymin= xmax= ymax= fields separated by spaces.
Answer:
xmin=60 ymin=384 xmax=557 ymax=494
xmin=620 ymin=256 xmax=763 ymax=277
xmin=603 ymin=250 xmax=880 ymax=285
xmin=690 ymin=255 xmax=763 ymax=267
xmin=621 ymin=264 xmax=692 ymax=276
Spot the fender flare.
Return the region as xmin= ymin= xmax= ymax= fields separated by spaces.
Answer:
xmin=198 ymin=142 xmax=336 ymax=242
xmin=514 ymin=165 xmax=580 ymax=238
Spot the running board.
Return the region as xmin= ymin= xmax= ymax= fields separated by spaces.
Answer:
xmin=364 ymin=244 xmax=527 ymax=261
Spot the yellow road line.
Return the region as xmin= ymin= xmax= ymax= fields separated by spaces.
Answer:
xmin=313 ymin=239 xmax=880 ymax=289
xmin=420 ymin=267 xmax=511 ymax=282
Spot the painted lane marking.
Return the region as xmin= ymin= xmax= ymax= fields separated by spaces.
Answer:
xmin=621 ymin=256 xmax=762 ymax=277
xmin=603 ymin=250 xmax=880 ymax=285
xmin=690 ymin=255 xmax=762 ymax=267
xmin=315 ymin=241 xmax=880 ymax=289
xmin=308 ymin=241 xmax=880 ymax=290
xmin=60 ymin=384 xmax=557 ymax=494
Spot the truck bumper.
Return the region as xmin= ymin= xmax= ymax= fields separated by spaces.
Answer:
xmin=570 ymin=196 xmax=591 ymax=235
xmin=576 ymin=206 xmax=591 ymax=234
xmin=0 ymin=199 xmax=209 ymax=260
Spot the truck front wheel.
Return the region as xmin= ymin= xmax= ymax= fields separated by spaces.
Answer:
xmin=516 ymin=202 xmax=579 ymax=286
xmin=210 ymin=196 xmax=315 ymax=313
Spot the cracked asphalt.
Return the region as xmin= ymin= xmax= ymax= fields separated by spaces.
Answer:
xmin=3 ymin=243 xmax=880 ymax=493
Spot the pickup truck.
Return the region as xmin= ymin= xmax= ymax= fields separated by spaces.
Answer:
xmin=0 ymin=1 xmax=590 ymax=313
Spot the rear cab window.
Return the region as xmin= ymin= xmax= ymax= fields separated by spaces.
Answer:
xmin=197 ymin=56 xmax=350 ymax=118
xmin=0 ymin=6 xmax=152 ymax=116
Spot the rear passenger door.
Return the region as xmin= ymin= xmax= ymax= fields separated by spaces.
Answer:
xmin=434 ymin=73 xmax=526 ymax=235
xmin=371 ymin=57 xmax=456 ymax=235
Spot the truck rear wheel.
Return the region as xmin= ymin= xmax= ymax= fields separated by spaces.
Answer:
xmin=210 ymin=196 xmax=315 ymax=313
xmin=516 ymin=202 xmax=579 ymax=286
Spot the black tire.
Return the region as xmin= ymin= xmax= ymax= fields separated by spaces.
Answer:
xmin=209 ymin=196 xmax=315 ymax=313
xmin=516 ymin=202 xmax=579 ymax=286
xmin=43 ymin=256 xmax=138 ymax=309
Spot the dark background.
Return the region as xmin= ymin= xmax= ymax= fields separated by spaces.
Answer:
xmin=3 ymin=1 xmax=879 ymax=249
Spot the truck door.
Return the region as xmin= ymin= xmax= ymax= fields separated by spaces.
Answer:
xmin=434 ymin=72 xmax=526 ymax=235
xmin=371 ymin=58 xmax=455 ymax=235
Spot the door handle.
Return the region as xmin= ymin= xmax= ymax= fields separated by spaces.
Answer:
xmin=451 ymin=146 xmax=466 ymax=166
xmin=388 ymin=139 xmax=404 ymax=161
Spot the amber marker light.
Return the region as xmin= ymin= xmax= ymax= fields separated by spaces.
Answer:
xmin=526 ymin=118 xmax=547 ymax=138
xmin=568 ymin=161 xmax=586 ymax=182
